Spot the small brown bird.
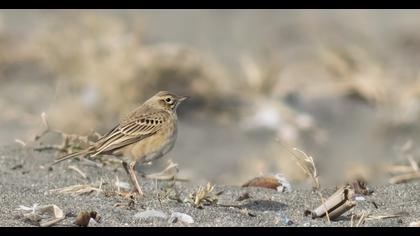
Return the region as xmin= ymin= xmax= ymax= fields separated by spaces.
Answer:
xmin=52 ymin=91 xmax=189 ymax=196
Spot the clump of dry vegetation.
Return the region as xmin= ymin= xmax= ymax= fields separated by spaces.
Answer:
xmin=238 ymin=54 xmax=320 ymax=144
xmin=186 ymin=183 xmax=219 ymax=209
xmin=320 ymin=45 xmax=395 ymax=105
xmin=386 ymin=140 xmax=420 ymax=184
xmin=24 ymin=12 xmax=236 ymax=132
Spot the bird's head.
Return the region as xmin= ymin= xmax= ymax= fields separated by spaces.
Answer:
xmin=146 ymin=91 xmax=189 ymax=111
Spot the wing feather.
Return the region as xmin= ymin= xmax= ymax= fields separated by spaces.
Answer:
xmin=91 ymin=109 xmax=170 ymax=156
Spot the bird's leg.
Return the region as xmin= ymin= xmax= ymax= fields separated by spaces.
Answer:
xmin=122 ymin=161 xmax=144 ymax=196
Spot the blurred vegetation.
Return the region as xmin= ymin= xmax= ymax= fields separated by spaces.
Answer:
xmin=1 ymin=10 xmax=420 ymax=185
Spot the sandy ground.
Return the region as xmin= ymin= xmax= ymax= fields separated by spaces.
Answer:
xmin=0 ymin=145 xmax=418 ymax=227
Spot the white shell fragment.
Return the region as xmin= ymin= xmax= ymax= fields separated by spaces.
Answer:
xmin=18 ymin=204 xmax=65 ymax=227
xmin=169 ymin=212 xmax=194 ymax=224
xmin=355 ymin=196 xmax=366 ymax=201
xmin=134 ymin=210 xmax=168 ymax=221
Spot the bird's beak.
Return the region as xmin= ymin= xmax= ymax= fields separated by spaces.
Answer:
xmin=179 ymin=96 xmax=190 ymax=102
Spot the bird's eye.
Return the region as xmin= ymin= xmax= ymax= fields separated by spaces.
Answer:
xmin=165 ymin=97 xmax=172 ymax=103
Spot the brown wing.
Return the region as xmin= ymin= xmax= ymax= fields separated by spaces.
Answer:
xmin=91 ymin=108 xmax=170 ymax=156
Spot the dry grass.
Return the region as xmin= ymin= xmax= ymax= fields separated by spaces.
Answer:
xmin=287 ymin=147 xmax=320 ymax=189
xmin=285 ymin=146 xmax=334 ymax=223
xmin=387 ymin=140 xmax=420 ymax=184
xmin=351 ymin=211 xmax=406 ymax=227
xmin=49 ymin=183 xmax=103 ymax=196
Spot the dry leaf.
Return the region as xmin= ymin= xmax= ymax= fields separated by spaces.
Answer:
xmin=242 ymin=173 xmax=291 ymax=192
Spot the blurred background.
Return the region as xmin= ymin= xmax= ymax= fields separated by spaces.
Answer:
xmin=1 ymin=9 xmax=420 ymax=187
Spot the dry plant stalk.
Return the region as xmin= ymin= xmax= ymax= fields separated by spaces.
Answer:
xmin=311 ymin=185 xmax=356 ymax=221
xmin=389 ymin=172 xmax=420 ymax=184
xmin=352 ymin=211 xmax=406 ymax=226
xmin=355 ymin=211 xmax=368 ymax=227
xmin=385 ymin=165 xmax=416 ymax=174
xmin=365 ymin=212 xmax=406 ymax=221
xmin=290 ymin=147 xmax=320 ymax=189
xmin=49 ymin=183 xmax=103 ymax=196
xmin=32 ymin=112 xmax=99 ymax=155
xmin=407 ymin=155 xmax=419 ymax=172
xmin=67 ymin=165 xmax=88 ymax=179
xmin=285 ymin=146 xmax=334 ymax=222
xmin=14 ymin=139 xmax=27 ymax=147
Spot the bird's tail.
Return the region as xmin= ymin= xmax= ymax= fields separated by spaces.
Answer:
xmin=51 ymin=150 xmax=91 ymax=166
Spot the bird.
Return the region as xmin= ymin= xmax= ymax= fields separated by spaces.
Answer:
xmin=52 ymin=90 xmax=189 ymax=196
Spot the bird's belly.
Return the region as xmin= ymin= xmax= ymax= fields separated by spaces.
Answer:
xmin=125 ymin=125 xmax=177 ymax=163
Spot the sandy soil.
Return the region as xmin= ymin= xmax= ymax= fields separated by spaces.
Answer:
xmin=0 ymin=145 xmax=418 ymax=227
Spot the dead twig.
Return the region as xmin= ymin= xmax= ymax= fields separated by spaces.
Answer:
xmin=384 ymin=165 xmax=414 ymax=175
xmin=67 ymin=165 xmax=88 ymax=179
xmin=389 ymin=171 xmax=420 ymax=184
xmin=49 ymin=183 xmax=102 ymax=196
xmin=365 ymin=212 xmax=406 ymax=221
xmin=216 ymin=203 xmax=243 ymax=209
xmin=14 ymin=139 xmax=27 ymax=147
xmin=31 ymin=112 xmax=99 ymax=156
xmin=407 ymin=155 xmax=419 ymax=172
xmin=355 ymin=211 xmax=368 ymax=227
xmin=311 ymin=185 xmax=355 ymax=221
xmin=351 ymin=211 xmax=406 ymax=227
xmin=317 ymin=191 xmax=332 ymax=223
